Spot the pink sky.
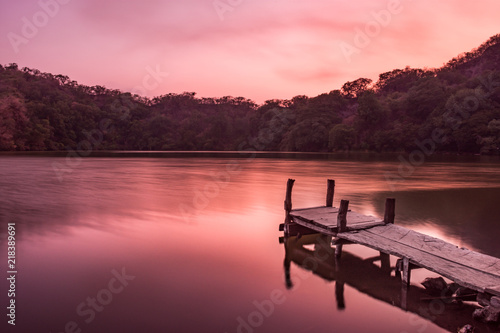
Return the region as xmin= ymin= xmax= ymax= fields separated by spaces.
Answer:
xmin=1 ymin=0 xmax=499 ymax=103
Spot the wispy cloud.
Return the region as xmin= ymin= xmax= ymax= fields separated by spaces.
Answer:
xmin=1 ymin=0 xmax=499 ymax=102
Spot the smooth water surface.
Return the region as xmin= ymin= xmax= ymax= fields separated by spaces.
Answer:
xmin=1 ymin=153 xmax=500 ymax=333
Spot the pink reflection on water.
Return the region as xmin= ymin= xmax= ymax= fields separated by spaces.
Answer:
xmin=2 ymin=155 xmax=500 ymax=332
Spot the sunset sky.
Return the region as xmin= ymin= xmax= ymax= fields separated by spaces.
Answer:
xmin=1 ymin=0 xmax=499 ymax=103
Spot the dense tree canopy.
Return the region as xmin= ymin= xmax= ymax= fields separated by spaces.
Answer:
xmin=1 ymin=34 xmax=500 ymax=154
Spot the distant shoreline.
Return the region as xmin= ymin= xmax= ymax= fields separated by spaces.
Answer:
xmin=1 ymin=150 xmax=498 ymax=162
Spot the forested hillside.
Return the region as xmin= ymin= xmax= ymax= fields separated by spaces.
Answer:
xmin=1 ymin=34 xmax=500 ymax=154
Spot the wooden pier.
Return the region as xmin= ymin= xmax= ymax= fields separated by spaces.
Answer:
xmin=280 ymin=179 xmax=500 ymax=308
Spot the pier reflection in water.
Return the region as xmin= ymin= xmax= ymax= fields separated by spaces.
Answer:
xmin=282 ymin=234 xmax=498 ymax=333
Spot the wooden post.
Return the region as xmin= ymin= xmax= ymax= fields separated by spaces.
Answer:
xmin=384 ymin=198 xmax=396 ymax=224
xmin=401 ymin=283 xmax=408 ymax=311
xmin=337 ymin=200 xmax=349 ymax=232
xmin=402 ymin=257 xmax=411 ymax=287
xmin=335 ymin=200 xmax=349 ymax=260
xmin=400 ymin=257 xmax=411 ymax=310
xmin=326 ymin=179 xmax=335 ymax=207
xmin=284 ymin=179 xmax=295 ymax=222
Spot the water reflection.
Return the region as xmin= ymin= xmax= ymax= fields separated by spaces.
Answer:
xmin=1 ymin=154 xmax=500 ymax=332
xmin=283 ymin=234 xmax=499 ymax=333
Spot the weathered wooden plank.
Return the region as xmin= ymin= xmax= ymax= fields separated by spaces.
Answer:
xmin=345 ymin=212 xmax=384 ymax=225
xmin=290 ymin=216 xmax=337 ymax=236
xmin=291 ymin=206 xmax=339 ymax=221
xmin=346 ymin=221 xmax=387 ymax=231
xmin=338 ymin=229 xmax=500 ymax=295
xmin=340 ymin=231 xmax=477 ymax=279
xmin=370 ymin=225 xmax=500 ymax=270
xmin=291 ymin=207 xmax=383 ymax=228
xmin=292 ymin=216 xmax=384 ymax=235
xmin=292 ymin=208 xmax=380 ymax=224
xmin=348 ymin=230 xmax=499 ymax=288
xmin=291 ymin=205 xmax=335 ymax=212
xmin=365 ymin=225 xmax=500 ymax=278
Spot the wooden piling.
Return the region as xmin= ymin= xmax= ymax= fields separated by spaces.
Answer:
xmin=384 ymin=198 xmax=396 ymax=224
xmin=326 ymin=179 xmax=335 ymax=207
xmin=402 ymin=257 xmax=411 ymax=287
xmin=335 ymin=200 xmax=349 ymax=260
xmin=284 ymin=179 xmax=295 ymax=222
xmin=337 ymin=200 xmax=349 ymax=232
xmin=401 ymin=257 xmax=411 ymax=310
xmin=401 ymin=283 xmax=408 ymax=311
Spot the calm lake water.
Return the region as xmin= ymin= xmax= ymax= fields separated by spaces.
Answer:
xmin=1 ymin=152 xmax=500 ymax=333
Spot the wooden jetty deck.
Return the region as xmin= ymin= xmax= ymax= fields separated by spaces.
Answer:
xmin=281 ymin=179 xmax=500 ymax=302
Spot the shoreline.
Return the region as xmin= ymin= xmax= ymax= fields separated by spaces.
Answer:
xmin=1 ymin=150 xmax=499 ymax=162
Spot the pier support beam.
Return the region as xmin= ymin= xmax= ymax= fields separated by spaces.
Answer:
xmin=284 ymin=179 xmax=295 ymax=223
xmin=384 ymin=198 xmax=396 ymax=224
xmin=402 ymin=257 xmax=411 ymax=287
xmin=326 ymin=179 xmax=335 ymax=207
xmin=335 ymin=200 xmax=349 ymax=260
xmin=400 ymin=257 xmax=411 ymax=310
xmin=337 ymin=200 xmax=349 ymax=232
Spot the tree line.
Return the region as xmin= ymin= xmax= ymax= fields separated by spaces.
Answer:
xmin=1 ymin=34 xmax=500 ymax=154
